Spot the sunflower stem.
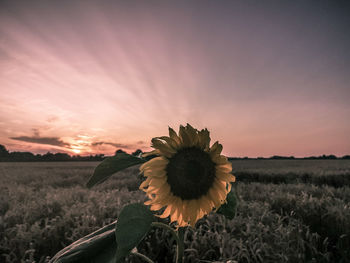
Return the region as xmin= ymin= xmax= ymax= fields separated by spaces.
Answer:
xmin=150 ymin=222 xmax=184 ymax=263
xmin=176 ymin=227 xmax=185 ymax=263
xmin=131 ymin=251 xmax=155 ymax=263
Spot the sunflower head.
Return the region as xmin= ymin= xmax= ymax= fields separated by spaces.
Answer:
xmin=139 ymin=124 xmax=235 ymax=227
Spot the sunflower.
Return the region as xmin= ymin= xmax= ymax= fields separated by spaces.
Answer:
xmin=139 ymin=124 xmax=235 ymax=227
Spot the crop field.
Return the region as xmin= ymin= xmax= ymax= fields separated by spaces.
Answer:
xmin=1 ymin=160 xmax=350 ymax=263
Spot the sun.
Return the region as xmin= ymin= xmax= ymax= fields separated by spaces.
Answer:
xmin=72 ymin=149 xmax=81 ymax=154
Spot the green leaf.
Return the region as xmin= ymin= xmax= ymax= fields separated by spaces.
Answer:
xmin=217 ymin=190 xmax=238 ymax=220
xmin=87 ymin=153 xmax=146 ymax=188
xmin=50 ymin=220 xmax=117 ymax=263
xmin=115 ymin=203 xmax=155 ymax=262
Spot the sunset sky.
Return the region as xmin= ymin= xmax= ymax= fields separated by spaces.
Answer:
xmin=0 ymin=0 xmax=349 ymax=157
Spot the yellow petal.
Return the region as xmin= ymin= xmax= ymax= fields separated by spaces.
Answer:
xmin=209 ymin=141 xmax=223 ymax=157
xmin=194 ymin=199 xmax=205 ymax=222
xmin=160 ymin=205 xmax=172 ymax=218
xmin=179 ymin=125 xmax=191 ymax=147
xmin=142 ymin=165 xmax=168 ymax=174
xmin=144 ymin=186 xmax=157 ymax=194
xmin=170 ymin=198 xmax=181 ymax=223
xmin=150 ymin=203 xmax=164 ymax=210
xmin=156 ymin=182 xmax=171 ymax=196
xmin=182 ymin=200 xmax=191 ymax=223
xmin=144 ymin=199 xmax=154 ymax=206
xmin=139 ymin=177 xmax=151 ymax=190
xmin=140 ymin=157 xmax=168 ymax=172
xmin=198 ymin=128 xmax=210 ymax=150
xmin=149 ymin=177 xmax=167 ymax=188
xmin=148 ymin=192 xmax=174 ymax=206
xmin=208 ymin=187 xmax=223 ymax=208
xmin=147 ymin=186 xmax=165 ymax=196
xmin=168 ymin=127 xmax=181 ymax=145
xmin=143 ymin=169 xmax=167 ymax=178
xmin=151 ymin=138 xmax=176 ymax=158
xmin=184 ymin=124 xmax=198 ymax=147
xmin=175 ymin=199 xmax=184 ymax=224
xmin=199 ymin=196 xmax=213 ymax=215
xmin=216 ymin=162 xmax=232 ymax=173
xmin=215 ymin=171 xmax=235 ymax=183
xmin=197 ymin=206 xmax=205 ymax=221
xmin=211 ymin=154 xmax=228 ymax=165
xmin=188 ymin=200 xmax=197 ymax=227
xmin=178 ymin=217 xmax=188 ymax=227
xmin=176 ymin=212 xmax=184 ymax=227
xmin=145 ymin=182 xmax=170 ymax=196
xmin=142 ymin=150 xmax=160 ymax=157
xmin=173 ymin=203 xmax=187 ymax=227
xmin=157 ymin=136 xmax=179 ymax=150
xmin=213 ymin=180 xmax=228 ymax=201
xmin=188 ymin=200 xmax=199 ymax=227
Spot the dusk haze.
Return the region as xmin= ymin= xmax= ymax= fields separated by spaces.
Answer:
xmin=1 ymin=0 xmax=349 ymax=157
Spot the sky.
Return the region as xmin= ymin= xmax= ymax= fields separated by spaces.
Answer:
xmin=0 ymin=0 xmax=349 ymax=157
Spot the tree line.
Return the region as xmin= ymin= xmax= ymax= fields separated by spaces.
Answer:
xmin=0 ymin=144 xmax=349 ymax=162
xmin=0 ymin=144 xmax=143 ymax=162
xmin=229 ymin=154 xmax=350 ymax=160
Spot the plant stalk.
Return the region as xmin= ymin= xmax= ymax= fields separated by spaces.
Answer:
xmin=176 ymin=227 xmax=185 ymax=263
xmin=151 ymin=222 xmax=185 ymax=263
xmin=131 ymin=251 xmax=155 ymax=263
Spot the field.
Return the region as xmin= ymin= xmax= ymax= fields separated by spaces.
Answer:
xmin=1 ymin=160 xmax=350 ymax=263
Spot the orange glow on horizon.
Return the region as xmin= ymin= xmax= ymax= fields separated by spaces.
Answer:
xmin=71 ymin=149 xmax=81 ymax=154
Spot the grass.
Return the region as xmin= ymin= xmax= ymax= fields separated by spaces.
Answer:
xmin=1 ymin=160 xmax=350 ymax=262
xmin=232 ymin=160 xmax=350 ymax=187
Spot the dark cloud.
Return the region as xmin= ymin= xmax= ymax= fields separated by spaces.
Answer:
xmin=91 ymin=141 xmax=132 ymax=149
xmin=10 ymin=135 xmax=69 ymax=147
xmin=47 ymin=115 xmax=59 ymax=123
xmin=31 ymin=128 xmax=40 ymax=137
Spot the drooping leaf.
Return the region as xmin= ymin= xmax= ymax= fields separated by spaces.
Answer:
xmin=50 ymin=220 xmax=117 ymax=263
xmin=86 ymin=153 xmax=146 ymax=188
xmin=217 ymin=190 xmax=238 ymax=220
xmin=115 ymin=203 xmax=155 ymax=262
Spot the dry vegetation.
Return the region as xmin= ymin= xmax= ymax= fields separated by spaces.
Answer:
xmin=1 ymin=160 xmax=350 ymax=262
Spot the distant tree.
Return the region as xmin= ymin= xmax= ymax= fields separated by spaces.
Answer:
xmin=0 ymin=144 xmax=9 ymax=157
xmin=53 ymin=153 xmax=71 ymax=161
xmin=327 ymin=155 xmax=337 ymax=159
xmin=93 ymin=154 xmax=105 ymax=161
xmin=305 ymin=156 xmax=316 ymax=159
xmin=115 ymin=149 xmax=126 ymax=155
xmin=319 ymin=154 xmax=337 ymax=159
xmin=9 ymin=151 xmax=35 ymax=161
xmin=271 ymin=155 xmax=283 ymax=159
xmin=132 ymin=149 xmax=143 ymax=157
xmin=342 ymin=155 xmax=350 ymax=159
xmin=42 ymin=152 xmax=54 ymax=161
xmin=270 ymin=155 xmax=295 ymax=160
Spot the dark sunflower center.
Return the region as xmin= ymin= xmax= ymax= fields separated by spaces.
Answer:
xmin=166 ymin=147 xmax=215 ymax=200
